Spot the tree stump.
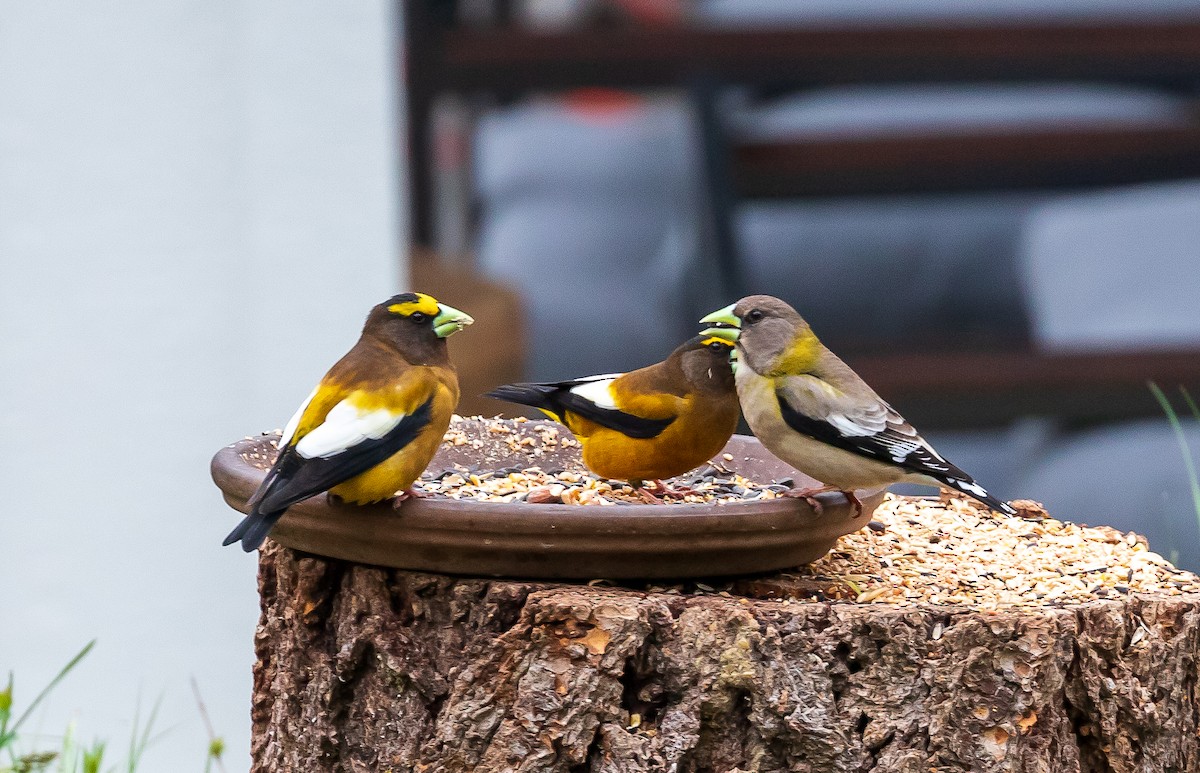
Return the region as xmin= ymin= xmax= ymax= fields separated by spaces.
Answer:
xmin=249 ymin=499 xmax=1200 ymax=773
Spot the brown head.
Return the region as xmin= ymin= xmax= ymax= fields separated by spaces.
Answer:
xmin=700 ymin=295 xmax=820 ymax=377
xmin=362 ymin=292 xmax=474 ymax=366
xmin=671 ymin=334 xmax=737 ymax=395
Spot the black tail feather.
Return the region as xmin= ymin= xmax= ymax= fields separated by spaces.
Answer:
xmin=938 ymin=476 xmax=1017 ymax=516
xmin=483 ymin=383 xmax=558 ymax=412
xmin=222 ymin=507 xmax=284 ymax=552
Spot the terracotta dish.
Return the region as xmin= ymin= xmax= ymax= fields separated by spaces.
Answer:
xmin=210 ymin=417 xmax=884 ymax=579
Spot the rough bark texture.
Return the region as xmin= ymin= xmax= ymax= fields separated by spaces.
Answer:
xmin=251 ymin=544 xmax=1200 ymax=772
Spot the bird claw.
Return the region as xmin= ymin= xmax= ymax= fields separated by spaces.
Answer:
xmin=637 ymin=488 xmax=663 ymax=504
xmin=783 ymin=489 xmax=825 ymax=514
xmin=844 ymin=490 xmax=864 ymax=518
xmin=640 ymin=479 xmax=696 ymax=501
xmin=784 ymin=486 xmax=863 ymax=517
xmin=391 ymin=487 xmax=429 ymax=510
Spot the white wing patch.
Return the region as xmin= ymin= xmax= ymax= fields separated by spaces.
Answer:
xmin=826 ymin=412 xmax=879 ymax=437
xmin=278 ymin=387 xmax=318 ymax=449
xmin=778 ymin=373 xmax=961 ymax=469
xmin=294 ymin=399 xmax=406 ymax=459
xmin=877 ymin=435 xmax=927 ymax=464
xmin=569 ymin=374 xmax=622 ymax=410
xmin=950 ymin=478 xmax=988 ymax=498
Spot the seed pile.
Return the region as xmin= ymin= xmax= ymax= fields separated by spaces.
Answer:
xmin=240 ymin=415 xmax=792 ymax=505
xmin=236 ymin=415 xmax=1200 ymax=607
xmin=438 ymin=414 xmax=583 ymax=471
xmin=424 ymin=416 xmax=787 ymax=505
xmin=731 ymin=492 xmax=1200 ymax=608
xmin=417 ymin=465 xmax=787 ymax=505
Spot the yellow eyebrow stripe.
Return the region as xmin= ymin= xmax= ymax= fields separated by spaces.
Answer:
xmin=387 ymin=293 xmax=439 ymax=317
xmin=701 ymin=337 xmax=733 ymax=348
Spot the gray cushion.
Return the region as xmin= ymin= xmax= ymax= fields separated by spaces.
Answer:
xmin=1019 ymin=179 xmax=1200 ymax=350
xmin=696 ymin=0 xmax=1200 ymax=27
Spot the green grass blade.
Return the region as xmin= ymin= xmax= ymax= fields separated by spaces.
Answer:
xmin=1 ymin=673 xmax=14 ymax=749
xmin=79 ymin=741 xmax=103 ymax=773
xmin=124 ymin=694 xmax=162 ymax=773
xmin=55 ymin=720 xmax=77 ymax=773
xmin=0 ymin=642 xmax=95 ymax=748
xmin=1180 ymin=386 xmax=1200 ymax=424
xmin=1180 ymin=386 xmax=1200 ymax=521
xmin=1149 ymin=382 xmax=1200 ymax=523
xmin=190 ymin=678 xmax=226 ymax=773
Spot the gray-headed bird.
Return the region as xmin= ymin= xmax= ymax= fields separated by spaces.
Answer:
xmin=701 ymin=295 xmax=1015 ymax=516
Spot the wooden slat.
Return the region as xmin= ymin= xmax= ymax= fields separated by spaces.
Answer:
xmin=438 ymin=20 xmax=1200 ymax=91
xmin=844 ymin=347 xmax=1200 ymax=428
xmin=734 ymin=124 xmax=1200 ymax=197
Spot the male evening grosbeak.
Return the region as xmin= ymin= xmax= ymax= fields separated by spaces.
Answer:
xmin=485 ymin=335 xmax=739 ymax=499
xmin=701 ymin=295 xmax=1016 ymax=516
xmin=223 ymin=292 xmax=473 ymax=552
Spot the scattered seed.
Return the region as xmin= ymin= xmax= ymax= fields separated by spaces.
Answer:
xmin=240 ymin=416 xmax=1200 ymax=609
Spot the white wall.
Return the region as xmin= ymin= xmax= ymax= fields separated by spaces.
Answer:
xmin=0 ymin=2 xmax=402 ymax=769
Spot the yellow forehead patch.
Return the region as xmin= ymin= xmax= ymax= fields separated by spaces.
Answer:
xmin=701 ymin=336 xmax=733 ymax=348
xmin=387 ymin=292 xmax=440 ymax=317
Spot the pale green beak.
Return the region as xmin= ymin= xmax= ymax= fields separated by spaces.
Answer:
xmin=433 ymin=303 xmax=474 ymax=338
xmin=699 ymin=303 xmax=740 ymax=343
xmin=729 ymin=346 xmax=739 ymax=375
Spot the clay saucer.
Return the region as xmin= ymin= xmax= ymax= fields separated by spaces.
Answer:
xmin=210 ymin=417 xmax=884 ymax=579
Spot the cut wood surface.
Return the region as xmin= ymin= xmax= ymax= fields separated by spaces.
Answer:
xmin=247 ymin=495 xmax=1200 ymax=772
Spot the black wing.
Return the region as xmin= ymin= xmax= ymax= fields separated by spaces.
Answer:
xmin=485 ymin=381 xmax=674 ymax=440
xmin=776 ymin=390 xmax=1015 ymax=515
xmin=223 ymin=396 xmax=434 ymax=551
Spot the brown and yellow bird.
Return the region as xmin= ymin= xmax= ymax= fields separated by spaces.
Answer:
xmin=223 ymin=292 xmax=473 ymax=551
xmin=485 ymin=335 xmax=740 ymax=498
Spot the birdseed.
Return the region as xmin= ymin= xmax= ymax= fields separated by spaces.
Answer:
xmin=239 ymin=415 xmax=789 ymax=505
xmin=236 ymin=415 xmax=1200 ymax=606
xmin=733 ymin=491 xmax=1200 ymax=608
xmin=422 ymin=416 xmax=784 ymax=505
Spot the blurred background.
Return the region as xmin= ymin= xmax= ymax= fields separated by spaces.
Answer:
xmin=4 ymin=0 xmax=1200 ymax=769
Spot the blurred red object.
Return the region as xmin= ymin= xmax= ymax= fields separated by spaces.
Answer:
xmin=612 ymin=0 xmax=685 ymax=25
xmin=560 ymin=87 xmax=644 ymax=121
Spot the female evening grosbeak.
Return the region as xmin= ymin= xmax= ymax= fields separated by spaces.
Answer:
xmin=701 ymin=295 xmax=1016 ymax=516
xmin=485 ymin=335 xmax=740 ymax=499
xmin=223 ymin=292 xmax=473 ymax=552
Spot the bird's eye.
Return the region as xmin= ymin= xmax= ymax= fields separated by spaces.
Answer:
xmin=708 ymin=341 xmax=726 ymax=352
xmin=745 ymin=309 xmax=764 ymax=324
xmin=409 ymin=312 xmax=428 ymax=324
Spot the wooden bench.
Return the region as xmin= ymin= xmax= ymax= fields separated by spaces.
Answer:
xmin=401 ymin=3 xmax=1200 ymax=427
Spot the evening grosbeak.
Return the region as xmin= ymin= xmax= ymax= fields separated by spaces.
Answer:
xmin=484 ymin=335 xmax=740 ymax=498
xmin=223 ymin=292 xmax=473 ymax=552
xmin=701 ymin=295 xmax=1016 ymax=516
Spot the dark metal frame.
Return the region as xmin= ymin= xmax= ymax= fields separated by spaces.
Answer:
xmin=400 ymin=3 xmax=1200 ymax=426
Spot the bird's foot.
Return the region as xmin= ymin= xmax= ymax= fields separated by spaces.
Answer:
xmin=636 ymin=488 xmax=663 ymax=504
xmin=784 ymin=485 xmax=861 ymax=516
xmin=783 ymin=484 xmax=836 ymax=513
xmin=391 ymin=487 xmax=429 ymax=510
xmin=640 ymin=479 xmax=697 ymax=500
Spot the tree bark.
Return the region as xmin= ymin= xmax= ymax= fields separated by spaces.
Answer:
xmin=250 ymin=543 xmax=1200 ymax=772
